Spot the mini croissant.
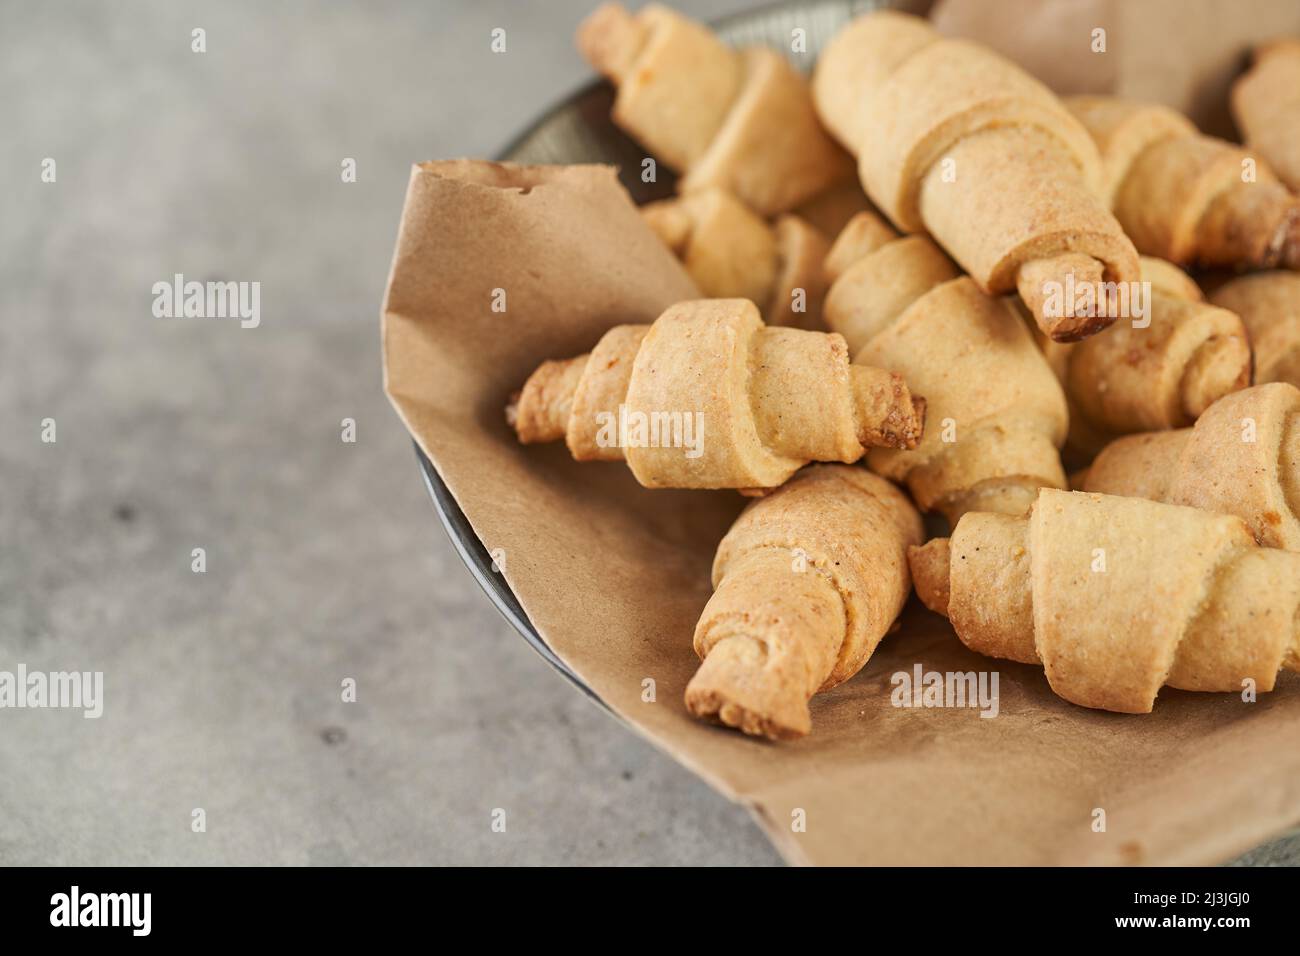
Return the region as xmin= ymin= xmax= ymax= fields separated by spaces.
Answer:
xmin=688 ymin=465 xmax=922 ymax=739
xmin=641 ymin=189 xmax=830 ymax=329
xmin=507 ymin=298 xmax=924 ymax=490
xmin=1082 ymin=383 xmax=1300 ymax=551
xmin=1231 ymin=39 xmax=1300 ymax=194
xmin=823 ymin=212 xmax=1069 ymax=524
xmin=910 ymin=489 xmax=1300 ymax=713
xmin=1035 ymin=256 xmax=1250 ymax=457
xmin=1067 ymin=96 xmax=1300 ymax=272
xmin=577 ymin=3 xmax=852 ymax=216
xmin=813 ymin=11 xmax=1139 ymax=342
xmin=1209 ymin=271 xmax=1300 ymax=389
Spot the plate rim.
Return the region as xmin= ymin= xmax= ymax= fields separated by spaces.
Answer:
xmin=415 ymin=442 xmax=609 ymax=707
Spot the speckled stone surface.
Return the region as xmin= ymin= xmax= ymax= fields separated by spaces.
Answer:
xmin=0 ymin=0 xmax=1294 ymax=866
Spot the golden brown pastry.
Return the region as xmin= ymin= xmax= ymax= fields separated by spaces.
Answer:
xmin=1081 ymin=383 xmax=1300 ymax=550
xmin=793 ymin=178 xmax=874 ymax=238
xmin=823 ymin=211 xmax=1069 ymax=524
xmin=641 ymin=189 xmax=829 ymax=329
xmin=813 ymin=11 xmax=1139 ymax=342
xmin=1035 ymin=256 xmax=1250 ymax=458
xmin=910 ymin=489 xmax=1300 ymax=713
xmin=507 ymin=298 xmax=924 ymax=489
xmin=688 ymin=465 xmax=922 ymax=739
xmin=1209 ymin=271 xmax=1300 ymax=388
xmin=1231 ymin=39 xmax=1300 ymax=194
xmin=578 ymin=3 xmax=852 ymax=216
xmin=1067 ymin=96 xmax=1300 ymax=271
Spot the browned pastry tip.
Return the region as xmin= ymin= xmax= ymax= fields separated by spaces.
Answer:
xmin=1015 ymin=253 xmax=1115 ymax=342
xmin=686 ymin=630 xmax=815 ymax=741
xmin=900 ymin=395 xmax=928 ymax=449
xmin=851 ymin=366 xmax=925 ymax=450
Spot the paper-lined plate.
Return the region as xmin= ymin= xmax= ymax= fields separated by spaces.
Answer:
xmin=416 ymin=0 xmax=912 ymax=699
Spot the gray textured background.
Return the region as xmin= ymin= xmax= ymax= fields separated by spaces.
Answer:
xmin=0 ymin=0 xmax=1294 ymax=866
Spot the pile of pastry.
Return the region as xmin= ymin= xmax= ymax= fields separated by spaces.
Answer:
xmin=507 ymin=5 xmax=1300 ymax=739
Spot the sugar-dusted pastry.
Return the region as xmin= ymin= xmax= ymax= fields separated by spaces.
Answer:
xmin=688 ymin=465 xmax=922 ymax=739
xmin=813 ymin=11 xmax=1139 ymax=342
xmin=1209 ymin=271 xmax=1300 ymax=388
xmin=1067 ymin=96 xmax=1300 ymax=271
xmin=1231 ymin=39 xmax=1300 ymax=193
xmin=910 ymin=489 xmax=1300 ymax=713
xmin=1035 ymin=256 xmax=1250 ymax=457
xmin=507 ymin=298 xmax=924 ymax=489
xmin=823 ymin=211 xmax=1068 ymax=524
xmin=578 ymin=3 xmax=852 ymax=216
xmin=641 ymin=189 xmax=829 ymax=329
xmin=1081 ymin=383 xmax=1300 ymax=550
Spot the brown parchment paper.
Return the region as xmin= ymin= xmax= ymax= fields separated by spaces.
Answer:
xmin=384 ymin=151 xmax=1300 ymax=866
xmin=932 ymin=0 xmax=1300 ymax=138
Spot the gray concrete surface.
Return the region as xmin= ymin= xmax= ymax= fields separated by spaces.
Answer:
xmin=0 ymin=0 xmax=1294 ymax=867
xmin=0 ymin=0 xmax=783 ymax=867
